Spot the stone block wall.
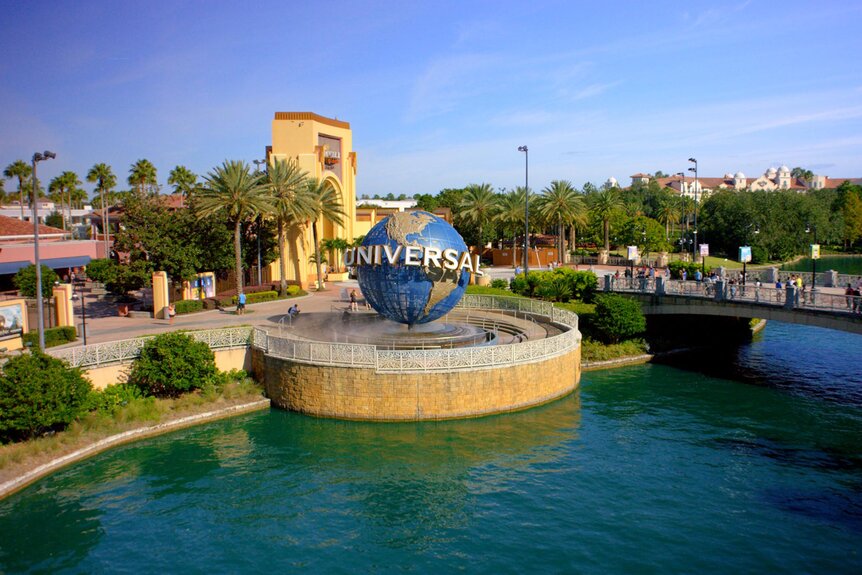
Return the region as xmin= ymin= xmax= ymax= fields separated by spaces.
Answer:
xmin=254 ymin=346 xmax=580 ymax=421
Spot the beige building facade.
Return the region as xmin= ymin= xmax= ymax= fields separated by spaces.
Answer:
xmin=266 ymin=112 xmax=358 ymax=287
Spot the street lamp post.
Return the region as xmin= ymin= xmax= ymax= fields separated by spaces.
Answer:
xmin=75 ymin=280 xmax=87 ymax=346
xmin=253 ymin=158 xmax=267 ymax=286
xmin=806 ymin=223 xmax=817 ymax=290
xmin=688 ymin=158 xmax=699 ymax=266
xmin=518 ymin=146 xmax=529 ymax=276
xmin=31 ymin=150 xmax=56 ymax=351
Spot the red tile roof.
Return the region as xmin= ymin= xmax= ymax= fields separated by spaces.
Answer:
xmin=0 ymin=214 xmax=67 ymax=238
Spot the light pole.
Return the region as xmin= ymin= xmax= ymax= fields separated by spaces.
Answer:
xmin=253 ymin=158 xmax=267 ymax=286
xmin=74 ymin=279 xmax=87 ymax=346
xmin=31 ymin=150 xmax=56 ymax=351
xmin=688 ymin=158 xmax=698 ymax=266
xmin=806 ymin=223 xmax=817 ymax=290
xmin=518 ymin=145 xmax=529 ymax=276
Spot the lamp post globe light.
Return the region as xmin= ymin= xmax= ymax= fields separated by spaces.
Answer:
xmin=31 ymin=150 xmax=56 ymax=351
xmin=806 ymin=223 xmax=818 ymax=291
xmin=518 ymin=145 xmax=529 ymax=276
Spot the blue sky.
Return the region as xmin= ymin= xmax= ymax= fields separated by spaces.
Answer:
xmin=2 ymin=0 xmax=861 ymax=199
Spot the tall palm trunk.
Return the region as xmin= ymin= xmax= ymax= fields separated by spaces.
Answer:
xmin=604 ymin=219 xmax=610 ymax=251
xmin=513 ymin=231 xmax=517 ymax=268
xmin=234 ymin=219 xmax=243 ymax=296
xmin=312 ymin=219 xmax=323 ymax=290
xmin=278 ymin=218 xmax=291 ymax=296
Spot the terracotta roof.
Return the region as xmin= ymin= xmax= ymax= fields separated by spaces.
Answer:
xmin=825 ymin=177 xmax=862 ymax=188
xmin=0 ymin=214 xmax=67 ymax=237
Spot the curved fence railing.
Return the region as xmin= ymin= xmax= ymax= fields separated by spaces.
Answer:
xmin=255 ymin=295 xmax=581 ymax=373
xmin=50 ymin=327 xmax=256 ymax=368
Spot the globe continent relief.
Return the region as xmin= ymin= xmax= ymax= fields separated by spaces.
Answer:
xmin=357 ymin=211 xmax=471 ymax=326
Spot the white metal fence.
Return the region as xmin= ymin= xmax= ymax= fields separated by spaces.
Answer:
xmin=50 ymin=327 xmax=256 ymax=368
xmin=255 ymin=295 xmax=581 ymax=373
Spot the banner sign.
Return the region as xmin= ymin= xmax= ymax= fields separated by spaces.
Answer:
xmin=810 ymin=244 xmax=820 ymax=260
xmin=739 ymin=246 xmax=752 ymax=264
xmin=626 ymin=246 xmax=639 ymax=260
xmin=699 ymin=244 xmax=709 ymax=257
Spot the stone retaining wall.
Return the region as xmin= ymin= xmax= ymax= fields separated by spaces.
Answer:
xmin=254 ymin=345 xmax=580 ymax=421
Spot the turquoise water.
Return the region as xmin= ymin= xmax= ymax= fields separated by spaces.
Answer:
xmin=781 ymin=255 xmax=862 ymax=275
xmin=1 ymin=324 xmax=861 ymax=573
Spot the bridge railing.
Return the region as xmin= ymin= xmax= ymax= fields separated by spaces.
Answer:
xmin=607 ymin=277 xmax=862 ymax=316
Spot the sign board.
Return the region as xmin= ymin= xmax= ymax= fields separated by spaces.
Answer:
xmin=626 ymin=246 xmax=639 ymax=261
xmin=699 ymin=244 xmax=709 ymax=257
xmin=739 ymin=246 xmax=752 ymax=264
xmin=810 ymin=244 xmax=820 ymax=260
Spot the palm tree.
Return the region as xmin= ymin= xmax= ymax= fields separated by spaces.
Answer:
xmin=656 ymin=197 xmax=677 ymax=240
xmin=459 ymin=183 xmax=499 ymax=251
xmin=48 ymin=171 xmax=82 ymax=230
xmin=536 ymin=180 xmax=584 ymax=260
xmin=168 ymin=165 xmax=199 ymax=197
xmin=589 ymin=187 xmax=624 ymax=252
xmin=128 ymin=159 xmax=158 ymax=195
xmin=197 ymin=160 xmax=272 ymax=297
xmin=87 ymin=163 xmax=117 ymax=256
xmin=496 ymin=188 xmax=526 ymax=267
xmin=4 ymin=160 xmax=32 ymax=219
xmin=304 ymin=177 xmax=345 ymax=290
xmin=265 ymin=158 xmax=309 ymax=294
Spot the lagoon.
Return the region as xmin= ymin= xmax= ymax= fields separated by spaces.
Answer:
xmin=1 ymin=322 xmax=860 ymax=573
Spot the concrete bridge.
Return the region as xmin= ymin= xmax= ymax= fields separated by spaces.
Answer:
xmin=605 ymin=276 xmax=862 ymax=336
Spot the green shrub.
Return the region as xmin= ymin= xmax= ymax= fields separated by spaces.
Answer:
xmin=510 ymin=275 xmax=528 ymax=295
xmin=591 ymin=293 xmax=646 ymax=344
xmin=231 ymin=290 xmax=279 ymax=305
xmin=85 ymin=258 xmax=117 ymax=283
xmin=511 ymin=268 xmax=597 ymax=302
xmin=0 ymin=351 xmax=92 ymax=442
xmin=174 ymin=299 xmax=204 ymax=314
xmin=465 ymin=285 xmax=522 ymax=297
xmin=13 ymin=264 xmax=59 ymax=298
xmin=88 ymin=383 xmax=145 ymax=415
xmin=22 ymin=326 xmax=77 ymax=349
xmin=285 ymin=285 xmax=302 ymax=296
xmin=667 ymin=260 xmax=703 ymax=280
xmin=127 ymin=332 xmax=217 ymax=398
xmin=490 ymin=279 xmax=508 ymax=290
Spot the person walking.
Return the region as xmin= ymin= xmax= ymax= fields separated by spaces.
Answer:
xmin=168 ymin=303 xmax=176 ymax=325
xmin=237 ymin=292 xmax=246 ymax=315
xmin=350 ymin=289 xmax=358 ymax=311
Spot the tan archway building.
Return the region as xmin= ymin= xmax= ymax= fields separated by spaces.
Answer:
xmin=266 ymin=112 xmax=358 ymax=287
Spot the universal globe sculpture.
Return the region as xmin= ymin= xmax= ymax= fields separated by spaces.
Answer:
xmin=348 ymin=210 xmax=479 ymax=326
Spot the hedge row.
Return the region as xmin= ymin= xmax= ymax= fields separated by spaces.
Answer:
xmin=218 ymin=287 xmax=302 ymax=307
xmin=22 ymin=326 xmax=77 ymax=349
xmin=174 ymin=299 xmax=204 ymax=314
xmin=510 ymin=268 xmax=598 ymax=303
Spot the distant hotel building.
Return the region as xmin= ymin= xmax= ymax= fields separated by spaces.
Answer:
xmin=615 ymin=167 xmax=862 ymax=199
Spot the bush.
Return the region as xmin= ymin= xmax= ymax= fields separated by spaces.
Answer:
xmin=88 ymin=383 xmax=145 ymax=415
xmin=0 ymin=351 xmax=92 ymax=442
xmin=231 ymin=290 xmax=279 ymax=305
xmin=510 ymin=269 xmax=597 ymax=302
xmin=667 ymin=260 xmax=704 ymax=280
xmin=490 ymin=279 xmax=508 ymax=290
xmin=591 ymin=293 xmax=646 ymax=344
xmin=465 ymin=285 xmax=522 ymax=297
xmin=13 ymin=264 xmax=60 ymax=298
xmin=285 ymin=285 xmax=302 ymax=296
xmin=22 ymin=326 xmax=77 ymax=348
xmin=85 ymin=258 xmax=117 ymax=283
xmin=127 ymin=332 xmax=217 ymax=398
xmin=174 ymin=299 xmax=204 ymax=314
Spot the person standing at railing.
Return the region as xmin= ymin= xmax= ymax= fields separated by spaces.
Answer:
xmin=754 ymin=279 xmax=762 ymax=302
xmin=846 ymin=283 xmax=855 ymax=311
